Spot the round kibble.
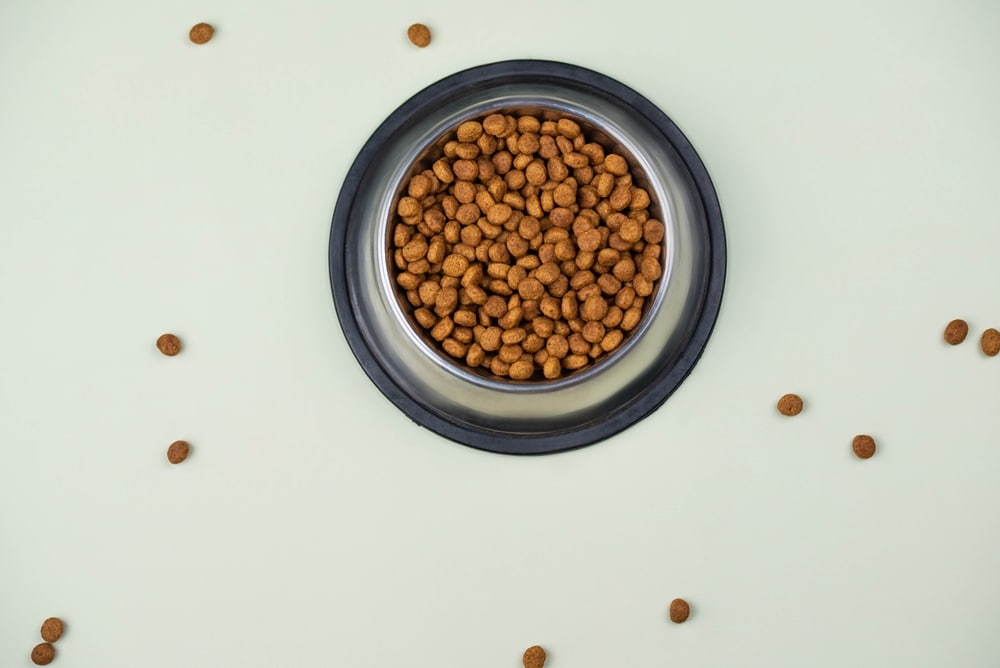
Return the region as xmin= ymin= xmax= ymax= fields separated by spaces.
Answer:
xmin=31 ymin=643 xmax=55 ymax=666
xmin=777 ymin=393 xmax=803 ymax=416
xmin=669 ymin=598 xmax=690 ymax=624
xmin=407 ymin=23 xmax=431 ymax=47
xmin=40 ymin=618 xmax=63 ymax=643
xmin=189 ymin=22 xmax=214 ymax=44
xmin=522 ymin=645 xmax=547 ymax=668
xmin=944 ymin=319 xmax=968 ymax=345
xmin=390 ymin=112 xmax=663 ymax=380
xmin=156 ymin=333 xmax=181 ymax=356
xmin=852 ymin=434 xmax=876 ymax=459
xmin=167 ymin=440 xmax=190 ymax=464
xmin=981 ymin=328 xmax=1000 ymax=356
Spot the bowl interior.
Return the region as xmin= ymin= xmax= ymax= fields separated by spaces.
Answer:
xmin=384 ymin=104 xmax=669 ymax=386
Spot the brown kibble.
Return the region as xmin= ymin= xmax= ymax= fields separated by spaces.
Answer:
xmin=401 ymin=237 xmax=428 ymax=262
xmin=580 ymin=295 xmax=609 ymax=321
xmin=442 ymin=338 xmax=468 ymax=358
xmin=600 ymin=328 xmax=623 ymax=352
xmin=546 ymin=334 xmax=569 ymax=358
xmin=621 ymin=306 xmax=642 ymax=331
xmin=777 ymin=393 xmax=803 ymax=416
xmin=397 ymin=196 xmax=421 ymax=217
xmin=40 ymin=618 xmax=63 ymax=643
xmin=644 ymin=218 xmax=665 ymax=244
xmin=509 ymin=359 xmax=535 ymax=380
xmin=557 ymin=117 xmax=581 ymax=139
xmin=31 ymin=643 xmax=55 ymax=666
xmin=640 ymin=256 xmax=662 ymax=281
xmin=167 ymin=440 xmax=190 ymax=464
xmin=669 ymin=598 xmax=690 ymax=623
xmin=498 ymin=344 xmax=523 ymax=364
xmin=582 ymin=320 xmax=606 ymax=344
xmin=577 ymin=228 xmax=602 ymax=252
xmin=407 ymin=23 xmax=431 ymax=47
xmin=430 ymin=317 xmax=454 ymax=342
xmin=156 ymin=333 xmax=181 ymax=356
xmin=943 ymin=319 xmax=968 ymax=345
xmin=518 ymin=277 xmax=545 ymax=301
xmin=619 ymin=217 xmax=643 ymax=243
xmin=442 ymin=254 xmax=469 ymax=277
xmin=456 ymin=121 xmax=483 ymax=143
xmin=189 ymin=22 xmax=214 ymax=44
xmin=981 ymin=328 xmax=1000 ymax=356
xmin=408 ymin=174 xmax=432 ymax=199
xmin=852 ymin=434 xmax=876 ymax=459
xmin=390 ymin=112 xmax=663 ymax=380
xmin=633 ymin=273 xmax=653 ymax=297
xmin=414 ymin=308 xmax=436 ymax=329
xmin=466 ymin=343 xmax=486 ymax=367
xmin=523 ymin=645 xmax=547 ymax=668
xmin=604 ymin=153 xmax=628 ymax=176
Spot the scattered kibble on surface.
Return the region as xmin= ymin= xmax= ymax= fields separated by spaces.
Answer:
xmin=407 ymin=23 xmax=431 ymax=47
xmin=943 ymin=318 xmax=968 ymax=345
xmin=31 ymin=643 xmax=55 ymax=666
xmin=981 ymin=328 xmax=1000 ymax=356
xmin=40 ymin=618 xmax=63 ymax=643
xmin=776 ymin=393 xmax=803 ymax=416
xmin=852 ymin=434 xmax=876 ymax=459
xmin=189 ymin=22 xmax=214 ymax=44
xmin=167 ymin=440 xmax=190 ymax=464
xmin=522 ymin=645 xmax=546 ymax=668
xmin=156 ymin=333 xmax=182 ymax=356
xmin=669 ymin=598 xmax=690 ymax=623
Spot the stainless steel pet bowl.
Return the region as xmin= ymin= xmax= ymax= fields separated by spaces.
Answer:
xmin=330 ymin=60 xmax=725 ymax=454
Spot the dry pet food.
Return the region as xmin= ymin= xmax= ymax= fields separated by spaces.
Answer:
xmin=943 ymin=319 xmax=968 ymax=345
xmin=31 ymin=643 xmax=55 ymax=666
xmin=167 ymin=440 xmax=190 ymax=464
xmin=852 ymin=434 xmax=876 ymax=459
xmin=522 ymin=645 xmax=546 ymax=668
xmin=776 ymin=393 xmax=803 ymax=416
xmin=669 ymin=597 xmax=690 ymax=623
xmin=389 ymin=112 xmax=665 ymax=380
xmin=156 ymin=333 xmax=182 ymax=356
xmin=407 ymin=23 xmax=431 ymax=47
xmin=981 ymin=328 xmax=1000 ymax=356
xmin=40 ymin=618 xmax=63 ymax=643
xmin=189 ymin=22 xmax=214 ymax=44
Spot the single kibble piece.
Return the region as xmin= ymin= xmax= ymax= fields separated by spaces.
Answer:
xmin=669 ymin=598 xmax=690 ymax=623
xmin=156 ymin=333 xmax=182 ymax=356
xmin=189 ymin=22 xmax=214 ymax=44
xmin=40 ymin=618 xmax=63 ymax=643
xmin=981 ymin=328 xmax=1000 ymax=356
xmin=943 ymin=319 xmax=968 ymax=345
xmin=522 ymin=645 xmax=546 ymax=668
xmin=167 ymin=440 xmax=190 ymax=464
xmin=776 ymin=393 xmax=803 ymax=416
xmin=852 ymin=434 xmax=876 ymax=459
xmin=31 ymin=643 xmax=55 ymax=666
xmin=407 ymin=23 xmax=431 ymax=47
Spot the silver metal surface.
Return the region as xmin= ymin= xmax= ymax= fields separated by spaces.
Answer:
xmin=346 ymin=82 xmax=708 ymax=433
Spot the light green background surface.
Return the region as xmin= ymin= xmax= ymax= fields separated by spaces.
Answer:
xmin=2 ymin=1 xmax=999 ymax=666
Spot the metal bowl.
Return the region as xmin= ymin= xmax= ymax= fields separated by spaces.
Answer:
xmin=330 ymin=60 xmax=725 ymax=454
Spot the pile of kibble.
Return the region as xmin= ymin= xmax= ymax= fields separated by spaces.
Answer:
xmin=390 ymin=113 xmax=665 ymax=380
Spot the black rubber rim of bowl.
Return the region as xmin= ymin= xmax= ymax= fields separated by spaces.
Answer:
xmin=329 ymin=59 xmax=726 ymax=455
